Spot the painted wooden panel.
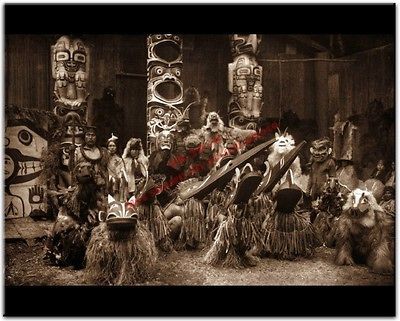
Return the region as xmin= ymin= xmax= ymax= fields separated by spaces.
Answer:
xmin=5 ymin=117 xmax=48 ymax=219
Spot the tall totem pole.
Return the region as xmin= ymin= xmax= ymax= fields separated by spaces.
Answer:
xmin=228 ymin=34 xmax=263 ymax=130
xmin=51 ymin=35 xmax=90 ymax=187
xmin=146 ymin=34 xmax=184 ymax=154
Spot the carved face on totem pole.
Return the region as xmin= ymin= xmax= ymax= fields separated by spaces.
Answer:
xmin=310 ymin=137 xmax=332 ymax=163
xmin=147 ymin=34 xmax=183 ymax=153
xmin=230 ymin=34 xmax=262 ymax=56
xmin=52 ymin=36 xmax=89 ymax=174
xmin=228 ymin=34 xmax=263 ymax=130
xmin=52 ymin=35 xmax=89 ymax=107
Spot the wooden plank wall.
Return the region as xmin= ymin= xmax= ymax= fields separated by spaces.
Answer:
xmin=327 ymin=44 xmax=394 ymax=121
xmin=258 ymin=35 xmax=316 ymax=121
xmin=5 ymin=35 xmax=52 ymax=110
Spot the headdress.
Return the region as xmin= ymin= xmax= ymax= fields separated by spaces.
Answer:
xmin=84 ymin=125 xmax=96 ymax=134
xmin=107 ymin=133 xmax=118 ymax=145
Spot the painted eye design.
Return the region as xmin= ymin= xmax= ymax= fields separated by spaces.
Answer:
xmin=18 ymin=130 xmax=33 ymax=146
xmin=237 ymin=67 xmax=251 ymax=76
xmin=76 ymin=42 xmax=85 ymax=51
xmin=56 ymin=52 xmax=69 ymax=61
xmin=237 ymin=116 xmax=245 ymax=124
xmin=57 ymin=106 xmax=68 ymax=116
xmin=154 ymin=108 xmax=164 ymax=116
xmin=5 ymin=137 xmax=10 ymax=147
xmin=174 ymin=69 xmax=181 ymax=77
xmin=77 ymin=107 xmax=86 ymax=117
xmin=360 ymin=198 xmax=368 ymax=204
xmin=62 ymin=146 xmax=70 ymax=157
xmin=156 ymin=35 xmax=162 ymax=40
xmin=174 ymin=36 xmax=180 ymax=41
xmin=155 ymin=67 xmax=163 ymax=75
xmin=74 ymin=53 xmax=86 ymax=63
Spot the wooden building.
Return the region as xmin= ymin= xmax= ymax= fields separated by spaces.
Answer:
xmin=5 ymin=34 xmax=394 ymax=177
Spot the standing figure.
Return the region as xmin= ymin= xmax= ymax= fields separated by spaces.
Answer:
xmin=92 ymin=87 xmax=125 ymax=147
xmin=200 ymin=112 xmax=255 ymax=172
xmin=74 ymin=126 xmax=109 ymax=205
xmin=306 ymin=137 xmax=336 ymax=201
xmin=266 ymin=128 xmax=306 ymax=193
xmin=330 ymin=113 xmax=359 ymax=162
xmin=204 ymin=164 xmax=264 ymax=267
xmin=106 ymin=134 xmax=127 ymax=201
xmin=122 ymin=138 xmax=149 ymax=199
xmin=262 ymin=170 xmax=321 ymax=260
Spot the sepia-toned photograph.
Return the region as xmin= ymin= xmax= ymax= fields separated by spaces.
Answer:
xmin=3 ymin=3 xmax=396 ymax=317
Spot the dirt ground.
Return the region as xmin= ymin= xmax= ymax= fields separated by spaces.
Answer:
xmin=5 ymin=239 xmax=394 ymax=286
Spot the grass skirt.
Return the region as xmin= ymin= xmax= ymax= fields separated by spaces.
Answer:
xmin=85 ymin=222 xmax=157 ymax=285
xmin=263 ymin=210 xmax=322 ymax=260
xmin=138 ymin=203 xmax=173 ymax=252
xmin=176 ymin=198 xmax=207 ymax=249
xmin=204 ymin=204 xmax=264 ymax=268
xmin=205 ymin=190 xmax=228 ymax=244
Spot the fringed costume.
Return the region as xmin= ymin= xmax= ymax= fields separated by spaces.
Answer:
xmin=85 ymin=195 xmax=157 ymax=285
xmin=138 ymin=198 xmax=173 ymax=253
xmin=262 ymin=171 xmax=321 ymax=260
xmin=328 ymin=188 xmax=394 ymax=274
xmin=205 ymin=188 xmax=229 ymax=244
xmin=204 ymin=165 xmax=264 ymax=267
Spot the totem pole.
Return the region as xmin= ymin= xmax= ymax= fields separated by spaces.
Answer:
xmin=228 ymin=34 xmax=263 ymax=130
xmin=51 ymin=35 xmax=90 ymax=187
xmin=146 ymin=34 xmax=184 ymax=154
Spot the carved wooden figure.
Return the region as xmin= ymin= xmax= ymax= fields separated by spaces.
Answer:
xmin=228 ymin=34 xmax=263 ymax=130
xmin=52 ymin=35 xmax=89 ymax=107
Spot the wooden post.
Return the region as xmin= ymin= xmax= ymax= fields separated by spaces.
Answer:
xmin=314 ymin=52 xmax=330 ymax=137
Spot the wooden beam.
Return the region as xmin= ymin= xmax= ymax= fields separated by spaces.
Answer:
xmin=287 ymin=35 xmax=332 ymax=55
